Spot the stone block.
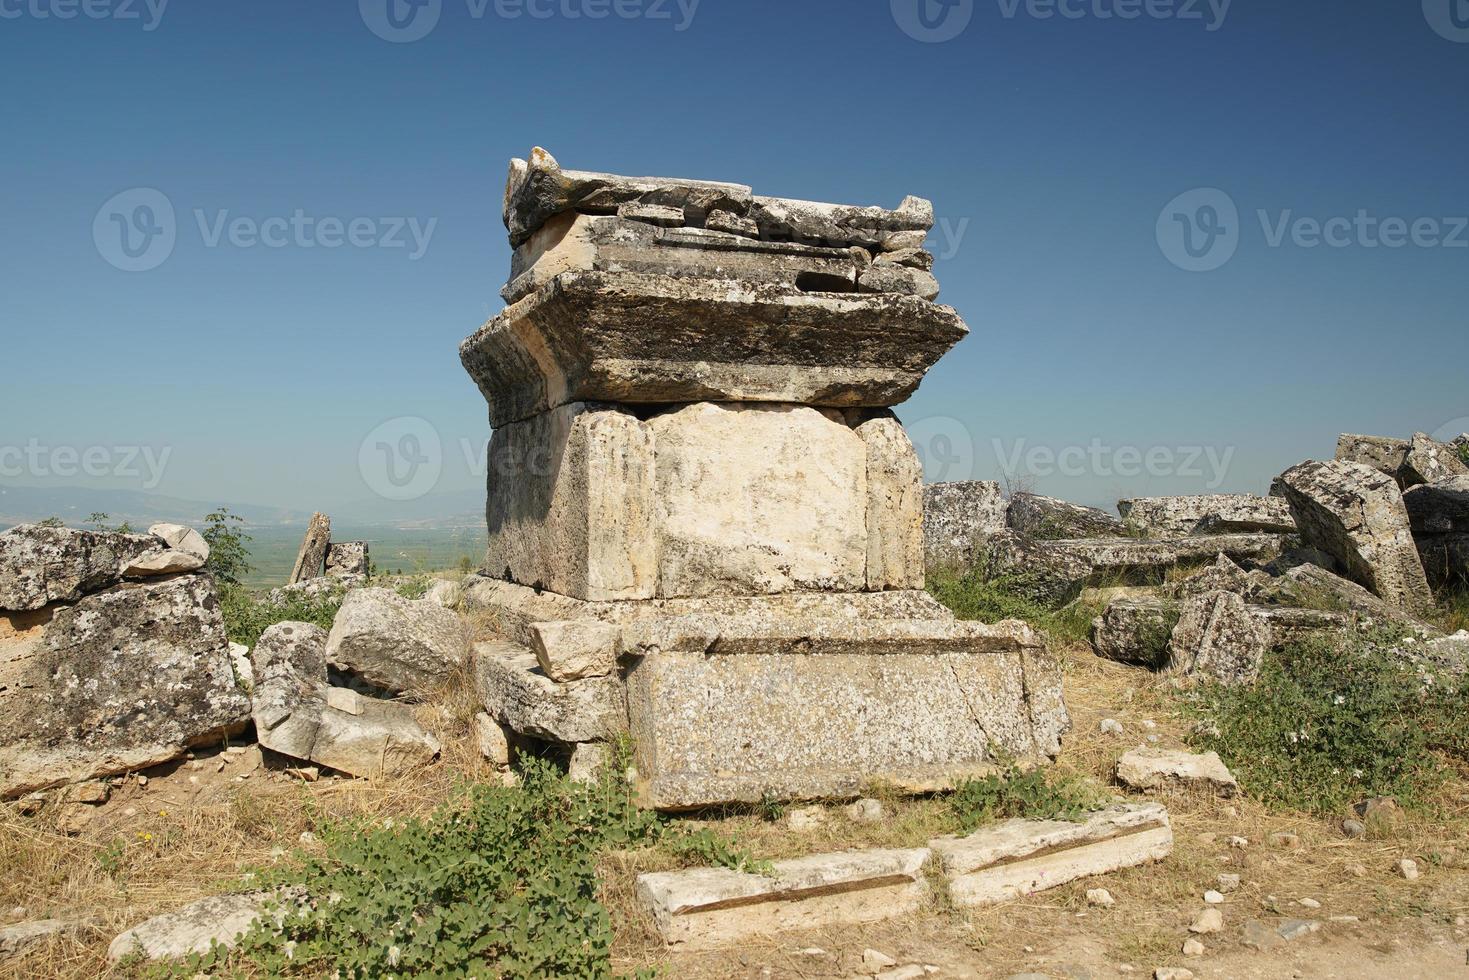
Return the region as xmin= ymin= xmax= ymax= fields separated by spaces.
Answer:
xmin=1008 ymin=493 xmax=1126 ymax=539
xmin=1166 ymin=590 xmax=1270 ymax=686
xmin=1118 ymin=495 xmax=1296 ymax=538
xmin=484 ymin=402 xmax=657 ymax=602
xmin=324 ymin=588 xmax=472 ymax=695
xmin=531 ymin=620 xmax=621 ymax=681
xmin=1089 ymin=597 xmax=1180 ymax=668
xmin=0 ymin=525 xmax=155 ymax=612
xmin=1336 ymin=434 xmax=1410 ymax=475
xmin=474 ymin=641 xmax=626 ymax=744
xmin=856 ymin=415 xmax=925 ymax=590
xmin=1115 ymin=749 xmax=1238 ymax=796
xmin=922 ymin=482 xmax=1010 ymax=570
xmin=636 ymin=847 xmax=931 ymax=948
xmin=929 ymin=804 xmax=1173 ymax=908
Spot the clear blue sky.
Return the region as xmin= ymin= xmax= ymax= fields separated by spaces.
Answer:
xmin=2 ymin=0 xmax=1466 ymax=514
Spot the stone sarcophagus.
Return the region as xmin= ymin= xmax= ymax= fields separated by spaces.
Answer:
xmin=462 ymin=148 xmax=1068 ymax=809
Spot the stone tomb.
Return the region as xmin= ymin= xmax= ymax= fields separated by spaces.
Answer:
xmin=461 ymin=150 xmax=1069 ymax=809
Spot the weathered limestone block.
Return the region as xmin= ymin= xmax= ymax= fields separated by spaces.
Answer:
xmin=107 ymin=892 xmax=301 ymax=963
xmin=922 ymin=481 xmax=1009 ymax=570
xmin=324 ymin=588 xmax=472 ymax=695
xmin=636 ymin=848 xmax=931 ymax=948
xmin=459 ymin=272 xmax=969 ymax=427
xmin=1405 ymin=476 xmax=1469 ymax=534
xmin=748 ymin=193 xmax=933 ymax=250
xmin=503 ymin=212 xmax=867 ymax=304
xmin=1282 ymin=563 xmax=1441 ymax=638
xmin=287 ymin=512 xmax=331 ymax=585
xmin=0 ymin=525 xmax=155 ymax=611
xmin=1115 ymin=749 xmax=1238 ymax=797
xmin=1008 ymin=493 xmax=1126 ymax=539
xmin=650 ymin=403 xmax=867 ymax=597
xmin=484 ymin=402 xmax=656 ymax=601
xmin=1171 ymin=554 xmax=1287 ymax=603
xmin=503 ymin=147 xmax=754 ymax=247
xmin=121 ymin=549 xmax=206 ymax=577
xmin=148 ymin=523 xmax=209 ymax=561
xmin=1276 ymin=460 xmax=1433 ymax=614
xmin=1418 ymin=533 xmax=1469 ymax=590
xmin=1401 ymin=432 xmax=1468 ymax=487
xmin=1118 ymin=495 xmax=1296 ymax=538
xmin=928 ymin=804 xmax=1173 ymax=909
xmin=1166 ymin=590 xmax=1270 ymax=686
xmin=1247 ymin=605 xmax=1353 ymax=647
xmin=855 ymin=415 xmax=924 ymax=590
xmin=624 ymin=618 xmax=1067 ymax=809
xmin=857 ymin=263 xmax=940 ymax=301
xmin=1336 ymin=433 xmax=1410 ymax=475
xmin=474 ymin=641 xmax=626 ymax=744
xmin=460 ymin=576 xmax=590 ymax=648
xmin=325 ymin=541 xmax=370 ymax=578
xmin=530 ymin=620 xmax=621 ymax=681
xmin=0 ymin=575 xmax=250 ymax=798
xmin=1 ymin=918 xmax=88 ymax=959
xmin=1089 ymin=598 xmax=1180 ymax=668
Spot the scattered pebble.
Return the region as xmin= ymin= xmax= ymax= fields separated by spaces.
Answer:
xmin=1086 ymin=888 xmax=1115 ymax=907
xmin=6 ymin=906 xmax=26 ymax=922
xmin=1141 ymin=720 xmax=1157 ymax=730
xmin=1181 ymin=938 xmax=1204 ymax=957
xmin=786 ymin=805 xmax=827 ymax=832
xmin=1203 ymin=890 xmax=1224 ymax=905
xmin=863 ymin=949 xmax=897 ymax=970
xmin=1228 ymin=836 xmax=1248 ymax=849
xmin=1341 ymin=819 xmax=1366 ymax=838
xmin=1346 ymin=863 xmax=1367 ymax=877
xmin=1100 ymin=719 xmax=1124 ymax=735
xmin=1270 ymin=832 xmax=1301 ymax=849
xmin=1329 ymin=915 xmax=1360 ymax=924
xmin=1189 ymin=907 xmax=1224 ymax=934
xmin=1298 ymin=898 xmax=1321 ymax=909
xmin=299 ymin=831 xmax=317 ymax=846
xmin=1217 ymin=873 xmax=1241 ymax=892
xmin=1395 ymin=858 xmax=1420 ymax=881
xmin=136 ymin=775 xmax=148 ymax=788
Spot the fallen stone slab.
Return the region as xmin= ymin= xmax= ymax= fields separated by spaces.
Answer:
xmin=1115 ymin=748 xmax=1238 ymax=797
xmin=1336 ymin=434 xmax=1410 ymax=476
xmin=750 ymin=192 xmax=933 ymax=250
xmin=107 ymin=891 xmax=300 ymax=963
xmin=475 ymin=641 xmax=626 ymax=744
xmin=1276 ymin=459 xmax=1433 ymax=614
xmin=1118 ymin=495 xmax=1296 ymax=538
xmin=459 ymin=271 xmax=969 ymax=428
xmin=1008 ymin=493 xmax=1126 ymax=540
xmin=325 ymin=588 xmax=471 ymax=695
xmin=928 ymin=803 xmax=1173 ymax=908
xmin=1172 ymin=554 xmax=1290 ymax=604
xmin=1166 ymin=590 xmax=1270 ymax=686
xmin=1417 ymin=533 xmax=1469 ymax=590
xmin=1405 ymin=475 xmax=1469 ymax=535
xmin=1090 ymin=597 xmax=1180 ymax=668
xmin=922 ymin=481 xmax=1009 ymax=571
xmin=1281 ymin=563 xmax=1440 ymax=637
xmin=636 ymin=847 xmax=930 ymax=948
xmin=1 ymin=574 xmax=250 ymax=798
xmin=287 ymin=512 xmax=331 ymax=585
xmin=148 ymin=523 xmax=210 ymax=561
xmin=1401 ymin=433 xmax=1468 ymax=487
xmin=1 ymin=918 xmax=90 ymax=959
xmin=0 ymin=524 xmax=156 ymax=612
xmin=120 ymin=548 xmax=206 ymax=577
xmin=325 ymin=541 xmax=370 ymax=578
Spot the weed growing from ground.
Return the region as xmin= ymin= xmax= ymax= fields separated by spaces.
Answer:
xmin=928 ymin=567 xmax=1101 ymax=646
xmin=219 ymin=583 xmax=347 ymax=649
xmin=948 ymin=766 xmax=1105 ymax=833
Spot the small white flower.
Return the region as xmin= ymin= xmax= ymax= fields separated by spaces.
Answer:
xmin=388 ymin=946 xmax=402 ymax=967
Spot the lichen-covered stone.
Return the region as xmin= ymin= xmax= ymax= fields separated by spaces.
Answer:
xmin=0 ymin=525 xmax=156 ymax=612
xmin=1118 ymin=495 xmax=1296 ymax=538
xmin=1008 ymin=493 xmax=1126 ymax=539
xmin=1090 ymin=598 xmax=1181 ymax=668
xmin=1282 ymin=563 xmax=1440 ymax=638
xmin=324 ymin=588 xmax=471 ymax=695
xmin=1401 ymin=433 xmax=1468 ymax=487
xmin=1 ymin=574 xmax=250 ymax=798
xmin=1336 ymin=433 xmax=1410 ymax=475
xmin=1166 ymin=590 xmax=1269 ymax=686
xmin=922 ymin=482 xmax=1009 ymax=571
xmin=855 ymin=414 xmax=925 ymax=590
xmin=1115 ymin=749 xmax=1238 ymax=796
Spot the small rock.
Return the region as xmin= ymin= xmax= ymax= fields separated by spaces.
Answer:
xmin=1154 ymin=969 xmax=1195 ymax=980
xmin=1227 ymin=836 xmax=1248 ymax=849
xmin=136 ymin=775 xmax=148 ymax=788
xmin=1203 ymin=890 xmax=1224 ymax=904
xmin=285 ymin=767 xmax=319 ymax=783
xmin=59 ymin=781 xmax=111 ymax=805
xmin=876 ymin=967 xmax=926 ymax=980
xmin=863 ymin=948 xmax=898 ymax=970
xmin=1189 ymin=907 xmax=1223 ymax=934
xmin=1297 ymin=898 xmax=1321 ymax=909
xmin=55 ymin=805 xmax=94 ymax=836
xmin=473 ymin=713 xmax=512 ymax=768
xmin=1270 ymin=832 xmax=1301 ymax=849
xmin=1243 ymin=919 xmax=1283 ymax=950
xmin=1346 ymin=862 xmax=1367 ymax=877
xmin=1341 ymin=818 xmax=1366 ymax=838
xmin=1217 ymin=873 xmax=1241 ymax=892
xmin=1086 ymin=888 xmax=1115 ymax=907
xmin=568 ymin=743 xmax=609 ymax=784
xmin=298 ymin=831 xmax=317 ymax=846
xmin=844 ymin=798 xmax=886 ymax=824
xmin=786 ymin=805 xmax=827 ymax=831
xmin=1395 ymin=858 xmax=1420 ymax=880
xmin=794 ymin=947 xmax=825 ymax=957
xmin=1100 ymin=718 xmax=1125 ymax=735
xmin=1277 ymin=919 xmax=1321 ymax=941
xmin=1181 ymin=938 xmax=1204 ymax=957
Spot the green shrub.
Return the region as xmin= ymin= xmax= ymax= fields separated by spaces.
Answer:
xmin=949 ymin=765 xmax=1104 ymax=833
xmin=201 ymin=508 xmax=253 ymax=586
xmin=219 ymin=582 xmax=346 ymax=649
xmin=165 ymin=760 xmax=759 ymax=979
xmin=928 ymin=567 xmax=1100 ymax=645
xmin=1180 ymin=631 xmax=1469 ymax=814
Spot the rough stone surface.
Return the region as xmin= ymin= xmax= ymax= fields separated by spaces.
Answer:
xmin=473 ymin=712 xmax=512 ymax=767
xmin=120 ymin=548 xmax=206 ymax=577
xmin=1418 ymin=533 xmax=1469 ymax=591
xmin=1401 ymin=433 xmax=1468 ymax=487
xmin=1336 ymin=434 xmax=1410 ymax=475
xmin=929 ymin=803 xmax=1173 ymax=908
xmin=1282 ymin=563 xmax=1441 ymax=638
xmin=0 ymin=525 xmax=155 ymax=612
xmin=531 ymin=619 xmax=621 ymax=681
xmin=1405 ymin=476 xmax=1469 ymax=535
xmin=107 ymin=892 xmax=291 ymax=963
xmin=568 ymin=742 xmax=609 ymax=783
xmin=1089 ymin=598 xmax=1180 ymax=668
xmin=1166 ymin=590 xmax=1270 ymax=686
xmin=1 ymin=918 xmax=86 ymax=959
xmin=325 ymin=541 xmax=370 ymax=578
xmin=484 ymin=402 xmax=656 ymax=601
xmin=748 ymin=192 xmax=933 ymax=250
xmin=856 ymin=415 xmax=925 ymax=590
xmin=475 ymin=641 xmax=626 ymax=744
xmin=148 ymin=523 xmax=209 ymax=561
xmin=1171 ymin=554 xmax=1287 ymax=604
xmin=922 ymin=482 xmax=1009 ymax=570
xmin=1 ymin=574 xmax=250 ymax=798
xmin=1116 ymin=748 xmax=1238 ymax=797
xmin=1008 ymin=493 xmax=1126 ymax=539
xmin=324 ymin=588 xmax=471 ymax=695
xmin=857 ymin=264 xmax=940 ymax=301
xmin=624 ymin=617 xmax=1067 ymax=809
xmin=1276 ymin=459 xmax=1433 ymax=614
xmin=636 ymin=847 xmax=931 ymax=948
xmin=650 ymin=403 xmax=867 ymax=597
xmin=1118 ymin=495 xmax=1296 ymax=538
xmin=287 ymin=512 xmax=331 ymax=585
xmin=460 ymin=272 xmax=969 ymax=428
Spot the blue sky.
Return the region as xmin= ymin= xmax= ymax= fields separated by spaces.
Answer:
xmin=2 ymin=0 xmax=1466 ymax=514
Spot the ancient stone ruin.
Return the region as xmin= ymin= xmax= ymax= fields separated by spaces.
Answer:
xmin=460 ymin=148 xmax=1069 ymax=809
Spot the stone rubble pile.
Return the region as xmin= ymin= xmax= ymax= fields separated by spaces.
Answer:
xmin=461 ymin=149 xmax=1069 ymax=809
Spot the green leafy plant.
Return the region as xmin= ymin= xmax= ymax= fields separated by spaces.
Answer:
xmin=201 ymin=508 xmax=253 ymax=586
xmin=87 ymin=511 xmax=134 ymax=534
xmin=219 ymin=582 xmax=347 ymax=649
xmin=36 ymin=516 xmax=64 ymax=528
xmin=928 ymin=566 xmax=1101 ymax=645
xmin=948 ymin=765 xmax=1104 ymax=833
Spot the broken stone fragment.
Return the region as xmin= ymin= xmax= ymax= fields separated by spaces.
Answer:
xmin=928 ymin=803 xmax=1173 ymax=908
xmin=120 ymin=548 xmax=207 ymax=577
xmin=475 ymin=641 xmax=626 ymax=744
xmin=287 ymin=512 xmax=331 ymax=585
xmin=1090 ymin=597 xmax=1180 ymax=669
xmin=1166 ymin=590 xmax=1270 ymax=686
xmin=324 ymin=588 xmax=472 ymax=695
xmin=324 ymin=541 xmax=370 ymax=578
xmin=616 ymin=201 xmax=685 ymax=227
xmin=1 ymin=573 xmax=250 ymax=799
xmin=1118 ymin=495 xmax=1296 ymax=538
xmin=922 ymin=481 xmax=1010 ymax=571
xmin=0 ymin=524 xmax=156 ymax=611
xmin=1115 ymin=748 xmax=1238 ymax=797
xmin=567 ymin=742 xmax=609 ymax=784
xmin=1401 ymin=432 xmax=1468 ymax=487
xmin=473 ymin=712 xmax=512 ymax=768
xmin=1009 ymin=492 xmax=1127 ymax=540
xmin=636 ymin=847 xmax=931 ymax=947
xmin=460 ymin=271 xmax=969 ymax=428
xmin=748 ymin=193 xmax=933 ymax=250
xmin=857 ymin=264 xmax=940 ymax=301
xmin=1335 ymin=433 xmax=1411 ymax=476
xmin=107 ymin=891 xmax=303 ymax=963
xmin=1 ymin=918 xmax=90 ymax=959
xmin=874 ymin=247 xmax=935 ymax=271
xmin=704 ymin=208 xmax=759 ymax=237
xmin=530 ymin=620 xmax=622 ymax=682
xmin=855 ymin=414 xmax=925 ymax=591
xmin=148 ymin=523 xmax=210 ymax=561
xmin=1275 ymin=459 xmax=1433 ymax=614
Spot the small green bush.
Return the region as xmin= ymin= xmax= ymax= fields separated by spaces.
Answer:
xmin=1181 ymin=631 xmax=1469 ymax=814
xmin=949 ymin=766 xmax=1104 ymax=833
xmin=219 ymin=583 xmax=346 ymax=649
xmin=928 ymin=567 xmax=1099 ymax=645
xmin=201 ymin=508 xmax=253 ymax=586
